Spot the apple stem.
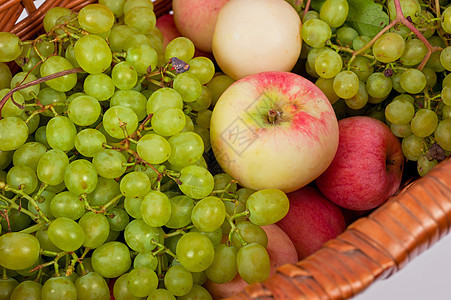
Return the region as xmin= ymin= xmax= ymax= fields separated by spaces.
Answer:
xmin=386 ymin=158 xmax=396 ymax=165
xmin=268 ymin=109 xmax=280 ymax=124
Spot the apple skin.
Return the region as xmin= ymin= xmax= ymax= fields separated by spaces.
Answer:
xmin=204 ymin=224 xmax=298 ymax=300
xmin=210 ymin=71 xmax=339 ymax=193
xmin=315 ymin=116 xmax=404 ymax=211
xmin=276 ymin=186 xmax=346 ymax=259
xmin=172 ymin=0 xmax=230 ymax=53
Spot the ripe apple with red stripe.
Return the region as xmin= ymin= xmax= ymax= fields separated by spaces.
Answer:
xmin=210 ymin=71 xmax=339 ymax=193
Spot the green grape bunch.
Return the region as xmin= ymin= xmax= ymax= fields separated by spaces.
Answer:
xmin=289 ymin=0 xmax=451 ymax=177
xmin=0 ymin=1 xmax=291 ymax=299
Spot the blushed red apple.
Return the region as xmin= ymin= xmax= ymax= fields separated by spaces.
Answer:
xmin=172 ymin=0 xmax=230 ymax=53
xmin=204 ymin=224 xmax=298 ymax=299
xmin=315 ymin=116 xmax=404 ymax=211
xmin=210 ymin=71 xmax=339 ymax=193
xmin=276 ymin=185 xmax=346 ymax=259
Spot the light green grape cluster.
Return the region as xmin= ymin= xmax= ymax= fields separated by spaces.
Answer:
xmin=292 ymin=0 xmax=451 ymax=177
xmin=0 ymin=1 xmax=289 ymax=299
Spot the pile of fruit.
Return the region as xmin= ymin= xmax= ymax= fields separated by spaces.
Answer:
xmin=0 ymin=0 xmax=449 ymax=299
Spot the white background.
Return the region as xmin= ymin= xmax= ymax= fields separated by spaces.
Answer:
xmin=21 ymin=1 xmax=451 ymax=299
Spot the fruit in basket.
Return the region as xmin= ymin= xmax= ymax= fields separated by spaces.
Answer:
xmin=210 ymin=71 xmax=339 ymax=193
xmin=276 ymin=185 xmax=346 ymax=259
xmin=315 ymin=116 xmax=404 ymax=211
xmin=212 ymin=0 xmax=302 ymax=80
xmin=172 ymin=0 xmax=230 ymax=53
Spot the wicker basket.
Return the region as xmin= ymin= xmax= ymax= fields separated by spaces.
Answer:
xmin=2 ymin=0 xmax=451 ymax=299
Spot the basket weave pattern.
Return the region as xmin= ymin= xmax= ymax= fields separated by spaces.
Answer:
xmin=2 ymin=0 xmax=451 ymax=299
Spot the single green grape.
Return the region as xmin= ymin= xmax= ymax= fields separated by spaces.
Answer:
xmin=120 ymin=171 xmax=151 ymax=198
xmin=385 ymin=98 xmax=415 ymax=125
xmin=164 ymin=265 xmax=193 ymax=297
xmin=10 ymin=280 xmax=43 ymax=300
xmin=410 ymin=109 xmax=438 ymax=138
xmin=246 ymin=189 xmax=289 ymax=226
xmin=366 ymin=72 xmax=392 ymax=99
xmin=236 ymin=242 xmax=271 ymax=284
xmin=124 ymin=6 xmax=156 ymax=34
xmin=333 ymin=70 xmax=359 ymax=99
xmin=64 ymin=159 xmax=98 ymax=195
xmin=0 ymin=32 xmax=22 ymax=62
xmin=177 ymin=284 xmax=212 ymax=300
xmin=41 ymin=276 xmax=77 ymax=300
xmin=48 ymin=217 xmax=85 ymax=252
xmin=0 ymin=232 xmax=40 ymax=270
xmin=124 ymin=219 xmax=164 ymax=252
xmin=126 ymin=44 xmax=158 ymax=74
xmin=74 ymin=128 xmax=107 ymax=157
xmin=417 ymin=155 xmax=437 ymax=177
xmin=151 ymin=107 xmax=186 ymax=137
xmin=440 ymin=46 xmax=451 ymax=71
xmin=176 ymin=232 xmax=215 ymax=273
xmin=344 ymin=80 xmax=368 ymax=110
xmin=12 ymin=141 xmax=46 ymax=171
xmin=191 ymin=196 xmax=226 ymax=232
xmin=165 ymin=37 xmax=195 ymax=63
xmin=168 ymin=131 xmax=204 ymax=167
xmin=111 ymin=61 xmax=138 ymax=90
xmin=335 ymin=26 xmax=358 ymax=47
xmin=91 ymin=241 xmax=132 ymax=278
xmin=140 ymin=190 xmax=172 ymax=227
xmin=402 ymin=134 xmax=424 ymax=161
xmin=205 ymin=74 xmax=235 ymax=106
xmin=127 ymin=267 xmax=159 ymax=297
xmin=372 ymin=32 xmax=406 ymax=63
xmin=36 ymin=149 xmax=69 ymax=185
xmin=78 ymin=211 xmax=110 ymax=249
xmin=110 ymin=89 xmax=148 ymax=121
xmin=0 ymin=117 xmax=29 ymax=151
xmin=46 ymin=116 xmax=77 ymax=152
xmin=301 ymin=18 xmax=332 ymax=48
xmin=83 ymin=73 xmax=115 ymax=101
xmin=388 ymin=0 xmax=422 ymax=23
xmin=400 ymin=38 xmax=428 ymax=66
xmin=78 ymin=3 xmax=115 ymax=34
xmin=400 ymin=68 xmax=427 ymax=94
xmin=172 ymin=72 xmax=203 ymax=103
xmin=92 ymin=149 xmax=127 ymax=179
xmin=50 ymin=191 xmax=85 ymax=220
xmin=314 ymin=50 xmax=342 ymax=79
xmin=102 ymin=105 xmax=139 ymax=139
xmin=231 ymin=221 xmax=269 ymax=249
xmin=187 ymin=56 xmax=215 ymax=85
xmin=146 ymin=87 xmax=183 ymax=114
xmin=165 ymin=195 xmax=195 ymax=229
xmin=74 ymin=272 xmax=110 ymax=300
xmin=40 ymin=55 xmax=77 ymax=92
xmin=179 ymin=165 xmax=214 ymax=199
xmin=205 ymin=244 xmax=238 ymax=284
xmin=137 ymin=133 xmax=171 ymax=164
xmin=434 ymin=118 xmax=451 ymax=151
xmin=67 ymin=95 xmax=101 ymax=126
xmin=319 ymin=0 xmax=349 ymax=28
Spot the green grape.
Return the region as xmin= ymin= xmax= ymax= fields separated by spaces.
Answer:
xmin=231 ymin=221 xmax=268 ymax=249
xmin=0 ymin=150 xmax=12 ymax=170
xmin=335 ymin=26 xmax=358 ymax=47
xmin=417 ymin=155 xmax=437 ymax=177
xmin=204 ymin=244 xmax=238 ymax=284
xmin=168 ymin=132 xmax=204 ymax=167
xmin=399 ymin=38 xmax=427 ymax=66
xmin=99 ymin=0 xmax=126 ymax=17
xmin=314 ymin=50 xmax=342 ymax=78
xmin=176 ymin=232 xmax=214 ymax=272
xmin=78 ymin=211 xmax=110 ymax=248
xmin=302 ymin=10 xmax=320 ymax=22
xmin=179 ymin=165 xmax=214 ymax=199
xmin=140 ymin=190 xmax=172 ymax=227
xmin=124 ymin=219 xmax=164 ymax=252
xmin=106 ymin=207 xmax=130 ymax=231
xmin=65 ymin=159 xmax=98 ymax=195
xmin=124 ymin=6 xmax=156 ymax=34
xmin=385 ymin=98 xmax=415 ymax=125
xmin=1 ymin=208 xmax=32 ymax=232
xmin=422 ymin=67 xmax=437 ymax=89
xmin=190 ymin=227 xmax=223 ymax=247
xmin=400 ymin=68 xmax=426 ymax=94
xmin=0 ymin=117 xmax=29 ymax=151
xmin=372 ymin=32 xmax=406 ymax=63
xmin=40 ymin=55 xmax=77 ymax=92
xmin=164 ymin=265 xmax=193 ymax=297
xmin=194 ymin=125 xmax=211 ymax=153
xmin=165 ymin=195 xmax=195 ymax=229
xmin=191 ymin=196 xmax=226 ymax=232
xmin=402 ymin=134 xmax=424 ymax=161
xmin=411 ymin=109 xmax=438 ymax=138
xmin=83 ymin=73 xmax=115 ymax=101
xmin=391 ymin=123 xmax=412 ymax=138
xmin=236 ymin=242 xmax=270 ymax=284
xmin=120 ymin=171 xmax=151 ymax=198
xmin=124 ymin=196 xmax=143 ymax=219
xmin=147 ymin=289 xmax=176 ymax=300
xmin=113 ymin=273 xmax=139 ymax=300
xmin=123 ymin=0 xmax=153 ymax=14
xmin=352 ymin=36 xmax=372 ymax=53
xmin=151 ymin=107 xmax=186 ymax=137
xmin=187 ymin=57 xmax=215 ymax=85
xmin=0 ymin=232 xmax=40 ymax=270
xmin=440 ymin=46 xmax=451 ymax=71
xmin=333 ymin=70 xmax=359 ymax=99
xmin=391 ymin=70 xmax=406 ymax=93
xmin=189 ymin=86 xmax=213 ymax=112
xmin=205 ymin=74 xmax=235 ymax=106
xmin=46 ymin=116 xmax=77 ymax=152
xmin=165 ymin=37 xmax=195 ymax=63
xmin=442 ymin=6 xmax=451 ymax=33
xmin=301 ymin=18 xmax=332 ymax=48
xmin=315 ymin=77 xmax=339 ymax=104
xmin=103 ymin=105 xmax=139 ymax=139
xmin=319 ymin=0 xmax=348 ymax=28
xmin=67 ymin=95 xmax=101 ymax=126
xmin=434 ymin=118 xmax=451 ymax=151
xmin=127 ymin=267 xmax=159 ymax=297
xmin=195 ymin=109 xmax=212 ymax=129
xmin=443 ymin=85 xmax=451 ymax=106
xmin=10 ymin=280 xmax=42 ymax=300
xmin=126 ymin=44 xmax=158 ymax=74
xmin=92 ymin=149 xmax=127 ymax=179
xmin=74 ymin=272 xmax=110 ymax=300
xmin=50 ymin=190 xmax=85 ymax=220
xmin=28 ymin=190 xmax=55 ymax=220
xmin=48 ymin=217 xmax=85 ymax=252
xmin=12 ymin=141 xmax=46 ymax=171
xmin=366 ymin=72 xmax=392 ymax=99
xmin=108 ymin=24 xmax=137 ymax=52
xmin=178 ymin=284 xmax=212 ymax=300
xmin=146 ymin=87 xmax=183 ymax=114
xmin=173 ymin=72 xmax=203 ymax=103
xmin=388 ymin=0 xmax=421 ymax=23
xmin=78 ymin=4 xmax=115 ymax=34
xmin=110 ymin=89 xmax=147 ymax=121
xmin=213 ymin=172 xmax=237 ymax=193
xmin=442 ymin=105 xmax=451 ymax=120
xmin=74 ymin=34 xmax=112 ymax=74
xmin=42 ymin=6 xmax=72 ymax=32
xmin=0 ymin=62 xmax=12 ymax=89
xmin=349 ymin=56 xmax=374 ymax=82
xmin=36 ymin=149 xmax=69 ymax=185
xmin=41 ymin=276 xmax=77 ymax=300
xmin=10 ymin=71 xmax=39 ymax=101
xmin=137 ymin=134 xmax=171 ymax=164
xmin=36 ymin=87 xmax=67 ymax=117
xmin=0 ymin=32 xmax=22 ymax=62
xmin=111 ymin=61 xmax=138 ymax=90
xmin=0 ymin=89 xmax=24 ymax=118
xmin=344 ymin=80 xmax=368 ymax=110
xmin=92 ymin=241 xmax=132 ymax=278
xmin=134 ymin=251 xmax=158 ymax=270
xmin=74 ymin=129 xmax=106 ymax=157
xmin=246 ymin=189 xmax=289 ymax=226
xmin=6 ymin=165 xmax=37 ymax=194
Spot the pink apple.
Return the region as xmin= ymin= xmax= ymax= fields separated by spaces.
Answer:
xmin=276 ymin=186 xmax=346 ymax=259
xmin=204 ymin=224 xmax=298 ymax=299
xmin=315 ymin=116 xmax=405 ymax=211
xmin=172 ymin=0 xmax=230 ymax=53
xmin=210 ymin=71 xmax=339 ymax=193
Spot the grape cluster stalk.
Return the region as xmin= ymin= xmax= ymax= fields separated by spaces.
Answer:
xmin=289 ymin=0 xmax=450 ymax=176
xmin=0 ymin=1 xmax=291 ymax=299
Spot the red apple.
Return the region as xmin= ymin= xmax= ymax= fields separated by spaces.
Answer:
xmin=172 ymin=0 xmax=230 ymax=53
xmin=210 ymin=71 xmax=339 ymax=193
xmin=315 ymin=116 xmax=404 ymax=211
xmin=276 ymin=185 xmax=346 ymax=260
xmin=204 ymin=224 xmax=298 ymax=299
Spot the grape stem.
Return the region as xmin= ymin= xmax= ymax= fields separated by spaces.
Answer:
xmin=0 ymin=67 xmax=84 ymax=118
